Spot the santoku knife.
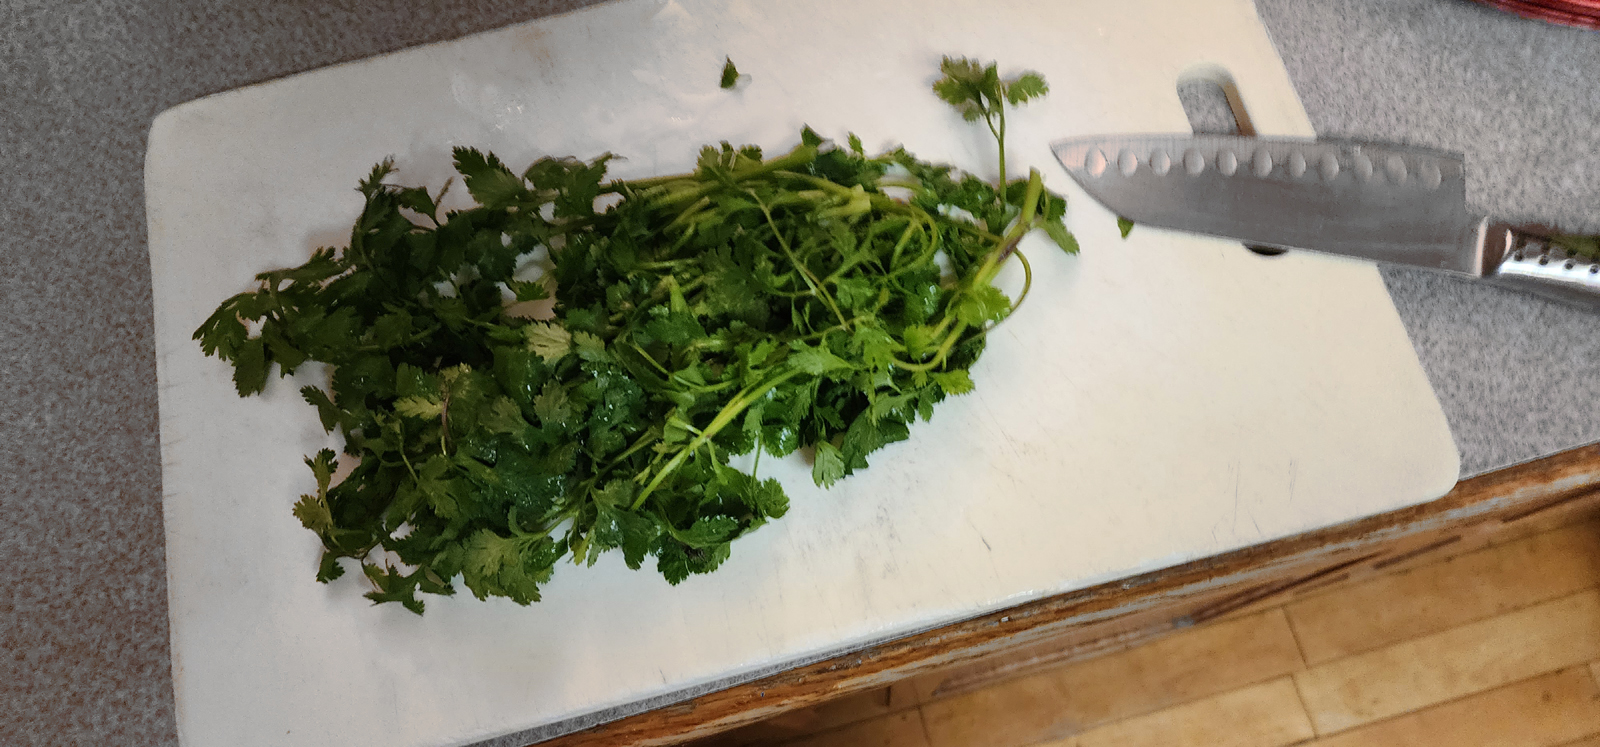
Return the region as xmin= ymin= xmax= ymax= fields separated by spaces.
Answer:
xmin=1050 ymin=134 xmax=1600 ymax=309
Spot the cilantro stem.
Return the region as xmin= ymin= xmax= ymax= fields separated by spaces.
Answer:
xmin=398 ymin=449 xmax=420 ymax=483
xmin=751 ymin=433 xmax=763 ymax=479
xmin=647 ymin=144 xmax=819 ymax=210
xmin=891 ymin=323 xmax=967 ymax=372
xmin=355 ymin=323 xmax=441 ymax=353
xmin=1009 ymin=247 xmax=1034 ymax=313
xmin=988 ymin=169 xmax=1045 ymax=269
xmin=885 ymin=221 xmax=918 ymax=270
xmin=949 ymin=219 xmax=1004 ymax=243
xmin=632 ymin=341 xmax=739 ymax=394
xmin=631 ymin=368 xmax=804 ymax=511
xmin=601 ymin=428 xmax=661 ymax=470
xmin=667 ymin=196 xmax=713 ymax=230
xmin=772 ymin=171 xmax=855 ymax=196
xmin=634 ymin=259 xmax=697 ymax=270
xmin=753 ymin=193 xmax=850 ymax=329
xmin=795 ymin=317 xmax=867 ymax=342
xmin=989 ymin=103 xmax=1007 ymax=201
xmin=890 ymin=169 xmax=1043 ymax=372
xmin=507 ymin=506 xmax=534 ymax=537
xmin=884 ymin=219 xmax=943 ymax=280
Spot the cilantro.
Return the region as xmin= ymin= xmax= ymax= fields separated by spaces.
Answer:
xmin=452 ymin=147 xmax=527 ymax=210
xmin=523 ymin=322 xmax=572 ymax=363
xmin=506 ymin=279 xmax=549 ymax=302
xmin=393 ymin=396 xmax=442 ymax=420
xmin=932 ymin=56 xmax=1047 ymax=201
xmin=231 ymin=338 xmax=267 ymax=396
xmin=291 ymin=449 xmax=337 ymax=534
xmin=1118 ymin=216 xmax=1135 ymax=238
xmin=1553 ymin=233 xmax=1600 ymax=261
xmin=811 ymin=441 xmax=846 ymax=488
xmin=720 ymin=56 xmax=741 ymax=89
xmin=196 ymin=58 xmax=1087 ymax=613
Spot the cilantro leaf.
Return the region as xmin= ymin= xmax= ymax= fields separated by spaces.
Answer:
xmin=316 ymin=551 xmax=346 ymax=583
xmin=231 ymin=338 xmax=268 ymax=396
xmin=788 ymin=342 xmax=853 ymax=376
xmin=481 ymin=397 xmax=530 ymax=436
xmin=930 ymin=369 xmax=975 ymax=396
xmin=291 ymin=449 xmax=337 ymax=534
xmin=1043 ymin=218 xmax=1080 ymax=254
xmin=507 ymin=279 xmax=549 ymax=302
xmin=453 ymin=147 xmax=528 ymax=209
xmin=720 ymin=56 xmax=740 ymax=89
xmin=833 ymin=277 xmax=877 ymax=310
xmin=670 ymin=516 xmax=739 ymax=548
xmin=1004 ymin=72 xmax=1048 ymax=105
xmin=812 ymin=441 xmax=846 ymax=488
xmin=394 ymin=396 xmax=442 ymax=420
xmin=572 ymin=331 xmax=609 ymax=362
xmin=299 ymin=386 xmax=344 ymax=432
xmin=850 ymin=324 xmax=901 ymax=370
xmin=532 ymin=380 xmax=575 ymax=430
xmin=524 ymin=322 xmax=572 ymax=363
xmin=954 ymin=284 xmax=1012 ymax=327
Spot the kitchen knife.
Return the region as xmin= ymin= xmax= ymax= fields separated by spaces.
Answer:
xmin=1050 ymin=134 xmax=1600 ymax=309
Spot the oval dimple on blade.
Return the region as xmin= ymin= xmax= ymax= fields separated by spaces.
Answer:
xmin=1217 ymin=149 xmax=1238 ymax=176
xmin=1288 ymin=151 xmax=1308 ymax=178
xmin=1150 ymin=149 xmax=1172 ymax=175
xmin=1252 ymin=148 xmax=1273 ymax=178
xmin=1085 ymin=148 xmax=1108 ymax=177
xmin=1048 ymin=133 xmax=1482 ymax=274
xmin=1118 ymin=149 xmax=1139 ymax=176
xmin=1418 ymin=159 xmax=1442 ymax=189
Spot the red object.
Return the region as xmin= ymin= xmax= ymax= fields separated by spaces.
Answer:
xmin=1474 ymin=0 xmax=1600 ymax=30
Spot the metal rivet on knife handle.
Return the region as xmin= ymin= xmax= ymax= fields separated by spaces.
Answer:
xmin=1184 ymin=149 xmax=1205 ymax=175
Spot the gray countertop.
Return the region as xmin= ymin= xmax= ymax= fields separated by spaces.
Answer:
xmin=2 ymin=0 xmax=1595 ymax=743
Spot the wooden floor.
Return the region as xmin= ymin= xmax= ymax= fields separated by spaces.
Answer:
xmin=691 ymin=511 xmax=1600 ymax=747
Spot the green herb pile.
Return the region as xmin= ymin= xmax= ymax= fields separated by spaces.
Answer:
xmin=195 ymin=57 xmax=1077 ymax=613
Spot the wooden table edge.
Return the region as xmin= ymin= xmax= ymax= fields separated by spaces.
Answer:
xmin=537 ymin=443 xmax=1600 ymax=746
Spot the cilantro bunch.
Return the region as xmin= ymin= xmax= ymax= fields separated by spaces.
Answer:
xmin=195 ymin=58 xmax=1074 ymax=613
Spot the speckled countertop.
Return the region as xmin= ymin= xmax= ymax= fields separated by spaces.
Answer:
xmin=1 ymin=0 xmax=1595 ymax=743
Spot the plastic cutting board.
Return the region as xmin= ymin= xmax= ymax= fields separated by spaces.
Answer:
xmin=144 ymin=0 xmax=1461 ymax=744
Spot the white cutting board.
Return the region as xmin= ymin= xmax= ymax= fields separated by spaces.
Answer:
xmin=145 ymin=0 xmax=1459 ymax=745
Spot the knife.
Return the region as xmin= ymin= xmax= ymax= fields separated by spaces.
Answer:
xmin=1050 ymin=134 xmax=1600 ymax=309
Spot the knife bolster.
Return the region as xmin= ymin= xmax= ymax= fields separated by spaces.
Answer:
xmin=1484 ymin=225 xmax=1600 ymax=309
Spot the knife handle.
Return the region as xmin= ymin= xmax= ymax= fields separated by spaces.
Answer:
xmin=1483 ymin=225 xmax=1600 ymax=309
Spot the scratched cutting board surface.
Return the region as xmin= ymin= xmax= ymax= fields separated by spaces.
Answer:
xmin=145 ymin=0 xmax=1460 ymax=744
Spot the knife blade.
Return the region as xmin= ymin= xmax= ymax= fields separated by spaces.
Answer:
xmin=1050 ymin=134 xmax=1600 ymax=309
